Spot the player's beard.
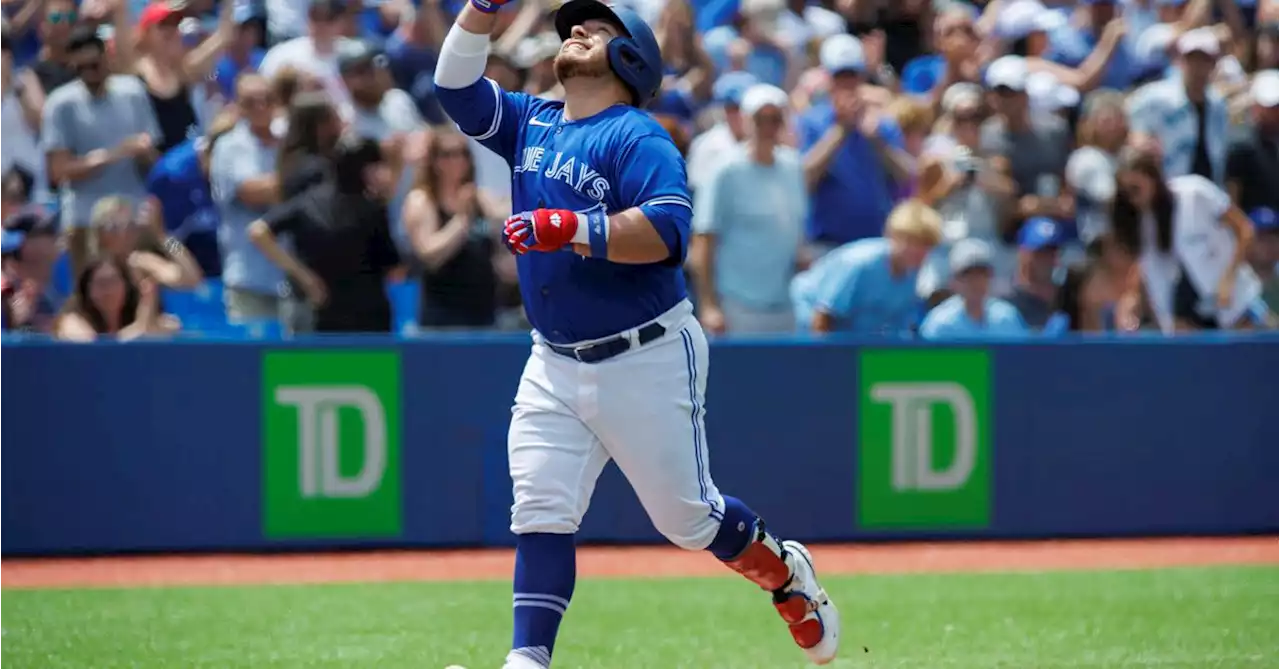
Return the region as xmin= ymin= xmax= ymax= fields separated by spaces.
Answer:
xmin=553 ymin=44 xmax=611 ymax=84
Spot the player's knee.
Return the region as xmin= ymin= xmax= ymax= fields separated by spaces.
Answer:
xmin=655 ymin=515 xmax=720 ymax=551
xmin=510 ymin=496 xmax=582 ymax=535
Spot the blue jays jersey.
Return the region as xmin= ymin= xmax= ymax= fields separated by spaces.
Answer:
xmin=436 ymin=78 xmax=693 ymax=344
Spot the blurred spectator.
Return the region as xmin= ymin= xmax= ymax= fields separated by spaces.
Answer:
xmin=340 ymin=39 xmax=426 ymax=244
xmin=52 ymin=255 xmax=178 ymax=341
xmin=119 ymin=1 xmax=204 ymax=153
xmin=44 ymin=26 xmax=161 ymax=280
xmin=2 ymin=166 xmax=37 ymax=222
xmin=980 ymin=55 xmax=1073 ymax=245
xmin=402 ymin=131 xmax=506 ymax=328
xmin=277 ymin=90 xmax=342 ymax=194
xmin=920 ymin=238 xmax=1029 ymax=339
xmin=1043 ymin=0 xmax=1138 ymax=91
xmin=703 ymin=0 xmax=791 ymax=88
xmin=1 ymin=212 xmax=61 ymax=332
xmin=690 ymin=83 xmax=805 ymax=335
xmin=799 ymin=34 xmax=905 ymax=257
xmin=1225 ymin=69 xmax=1278 ymax=211
xmin=383 ymin=1 xmax=447 ymax=123
xmin=29 ymin=0 xmax=78 ymax=93
xmin=1055 ymin=233 xmax=1131 ymax=332
xmin=209 ymin=2 xmax=268 ymax=103
xmin=511 ymin=32 xmax=560 ymax=99
xmin=791 ymin=198 xmax=941 ymax=334
xmin=884 ymin=96 xmax=934 ymax=198
xmin=145 ymin=110 xmax=239 ymax=278
xmin=1246 ymin=207 xmax=1278 ymax=317
xmin=260 ymin=0 xmax=356 ymax=116
xmin=1007 ymin=216 xmax=1064 ymax=329
xmin=211 ymin=73 xmax=287 ymax=323
xmin=1066 ymin=91 xmax=1129 ymax=246
xmin=1111 ymin=147 xmax=1256 ymax=332
xmin=901 ymin=4 xmax=982 ymax=99
xmin=651 ymin=0 xmax=714 ymax=121
xmin=686 ymin=70 xmax=756 ymax=194
xmin=1127 ymin=27 xmax=1229 ymax=185
xmin=249 ymin=135 xmax=400 ymax=333
xmin=920 ymin=84 xmax=1003 ymax=247
xmin=3 ymin=24 xmax=48 ymax=204
xmin=89 ymin=195 xmax=203 ymax=289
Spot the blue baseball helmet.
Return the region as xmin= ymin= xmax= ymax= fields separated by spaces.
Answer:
xmin=554 ymin=0 xmax=663 ymax=108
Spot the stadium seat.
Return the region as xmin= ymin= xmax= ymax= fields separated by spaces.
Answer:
xmin=386 ymin=278 xmax=420 ymax=335
xmin=162 ymin=280 xmax=228 ymax=333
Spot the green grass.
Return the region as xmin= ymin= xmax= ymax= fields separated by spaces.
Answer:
xmin=3 ymin=566 xmax=1276 ymax=669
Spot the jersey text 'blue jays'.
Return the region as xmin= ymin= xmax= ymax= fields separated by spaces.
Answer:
xmin=437 ymin=78 xmax=694 ymax=344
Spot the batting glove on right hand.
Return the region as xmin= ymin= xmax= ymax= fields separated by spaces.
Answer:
xmin=504 ymin=208 xmax=579 ymax=254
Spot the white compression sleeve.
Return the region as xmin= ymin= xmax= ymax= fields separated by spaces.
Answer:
xmin=433 ymin=24 xmax=492 ymax=89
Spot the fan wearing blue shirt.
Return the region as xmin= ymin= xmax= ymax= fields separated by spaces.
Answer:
xmin=1044 ymin=0 xmax=1137 ymax=91
xmin=920 ymin=239 xmax=1029 ymax=339
xmin=791 ymin=199 xmax=941 ymax=334
xmin=798 ymin=34 xmax=905 ymax=255
xmin=146 ymin=124 xmax=229 ymax=279
xmin=211 ymin=5 xmax=267 ymax=102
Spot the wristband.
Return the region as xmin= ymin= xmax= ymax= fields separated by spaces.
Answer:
xmin=470 ymin=0 xmax=500 ymax=13
xmin=571 ymin=211 xmax=609 ymax=257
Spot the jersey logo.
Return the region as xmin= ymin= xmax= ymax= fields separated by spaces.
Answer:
xmin=515 ymin=147 xmax=613 ymax=202
xmin=529 ymin=117 xmax=554 ymax=127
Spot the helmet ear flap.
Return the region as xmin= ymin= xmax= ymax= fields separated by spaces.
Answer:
xmin=608 ymin=39 xmax=659 ymax=106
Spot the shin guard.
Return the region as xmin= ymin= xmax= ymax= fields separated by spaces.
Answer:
xmin=722 ymin=520 xmax=793 ymax=592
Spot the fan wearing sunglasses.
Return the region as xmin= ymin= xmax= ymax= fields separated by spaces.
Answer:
xmin=43 ymin=26 xmax=162 ymax=281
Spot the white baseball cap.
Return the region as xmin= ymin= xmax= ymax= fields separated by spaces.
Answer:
xmin=994 ymin=0 xmax=1066 ymax=40
xmin=985 ymin=55 xmax=1029 ymax=92
xmin=1176 ymin=26 xmax=1220 ymax=57
xmin=1027 ymin=71 xmax=1080 ymax=112
xmin=1135 ymin=23 xmax=1177 ymax=67
xmin=820 ymin=34 xmax=866 ymax=75
xmin=1252 ymin=70 xmax=1280 ymax=108
xmin=941 ymin=82 xmax=983 ymax=113
xmin=739 ymin=83 xmax=790 ymax=117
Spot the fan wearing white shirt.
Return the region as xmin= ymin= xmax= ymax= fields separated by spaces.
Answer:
xmin=259 ymin=0 xmax=356 ymax=118
xmin=1110 ymin=147 xmax=1257 ymax=333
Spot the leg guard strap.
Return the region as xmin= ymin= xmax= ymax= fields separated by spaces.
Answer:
xmin=722 ymin=520 xmax=792 ymax=591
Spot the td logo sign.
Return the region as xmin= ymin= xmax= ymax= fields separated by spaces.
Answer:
xmin=858 ymin=349 xmax=991 ymax=529
xmin=262 ymin=350 xmax=402 ymax=539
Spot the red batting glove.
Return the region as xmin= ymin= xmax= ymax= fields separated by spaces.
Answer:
xmin=503 ymin=209 xmax=579 ymax=254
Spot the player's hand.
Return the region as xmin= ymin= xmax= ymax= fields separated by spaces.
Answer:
xmin=468 ymin=0 xmax=512 ymax=14
xmin=504 ymin=208 xmax=579 ymax=254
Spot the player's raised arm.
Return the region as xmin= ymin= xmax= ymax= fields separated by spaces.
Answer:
xmin=433 ymin=0 xmax=529 ymax=162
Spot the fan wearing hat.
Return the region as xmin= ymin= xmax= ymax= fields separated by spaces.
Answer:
xmin=1127 ymin=26 xmax=1230 ymax=185
xmin=686 ymin=71 xmax=758 ymax=193
xmin=797 ymin=33 xmax=907 ymax=257
xmin=919 ymin=238 xmax=1029 ymax=339
xmin=124 ymin=1 xmax=203 ymax=154
xmin=690 ymin=84 xmax=805 ymax=336
xmin=1225 ymin=70 xmax=1279 ymax=215
xmin=980 ymin=55 xmax=1074 ymax=237
xmin=1006 ymin=216 xmax=1065 ymax=329
xmin=208 ymin=1 xmax=268 ymax=103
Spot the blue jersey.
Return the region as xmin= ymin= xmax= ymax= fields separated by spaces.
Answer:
xmin=436 ymin=78 xmax=693 ymax=344
xmin=146 ymin=139 xmax=222 ymax=277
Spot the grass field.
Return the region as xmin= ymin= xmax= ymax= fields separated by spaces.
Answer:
xmin=3 ymin=565 xmax=1276 ymax=669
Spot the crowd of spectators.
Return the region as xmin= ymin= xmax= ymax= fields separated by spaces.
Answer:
xmin=0 ymin=0 xmax=1277 ymax=340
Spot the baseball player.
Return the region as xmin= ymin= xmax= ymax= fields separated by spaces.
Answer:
xmin=433 ymin=1 xmax=841 ymax=667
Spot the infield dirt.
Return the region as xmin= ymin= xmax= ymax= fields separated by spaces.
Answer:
xmin=3 ymin=536 xmax=1275 ymax=589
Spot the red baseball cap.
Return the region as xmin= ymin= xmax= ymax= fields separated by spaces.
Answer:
xmin=138 ymin=2 xmax=182 ymax=30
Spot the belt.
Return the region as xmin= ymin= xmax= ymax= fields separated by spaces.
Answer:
xmin=546 ymin=322 xmax=667 ymax=364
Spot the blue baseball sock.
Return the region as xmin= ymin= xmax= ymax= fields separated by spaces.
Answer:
xmin=510 ymin=532 xmax=576 ymax=668
xmin=705 ymin=495 xmax=761 ymax=560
